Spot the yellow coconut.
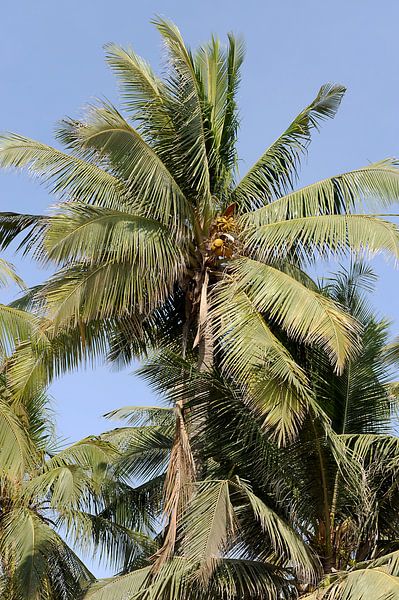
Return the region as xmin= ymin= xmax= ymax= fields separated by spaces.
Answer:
xmin=213 ymin=238 xmax=224 ymax=248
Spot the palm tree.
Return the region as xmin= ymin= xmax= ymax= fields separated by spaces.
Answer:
xmin=83 ymin=265 xmax=399 ymax=599
xmin=0 ymin=373 xmax=90 ymax=598
xmin=1 ymin=18 xmax=399 ymax=428
xmin=2 ymin=18 xmax=399 ymax=597
xmin=0 ymin=366 xmax=161 ymax=600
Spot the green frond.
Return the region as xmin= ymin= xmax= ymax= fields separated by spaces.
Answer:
xmin=305 ymin=550 xmax=399 ymax=599
xmin=1 ymin=508 xmax=93 ymax=599
xmin=58 ymin=104 xmax=192 ymax=231
xmin=193 ymin=33 xmax=244 ymax=190
xmin=0 ymin=211 xmax=45 ymax=254
xmin=25 ymin=465 xmax=91 ymax=508
xmin=341 ymin=433 xmax=399 ymax=465
xmin=48 ymin=436 xmax=117 ymax=469
xmin=104 ymin=43 xmax=166 ymax=117
xmin=244 ymin=214 xmax=399 ymax=264
xmin=102 ymin=424 xmax=172 ymax=481
xmin=0 ymin=303 xmax=39 ymax=356
xmin=210 ymin=283 xmax=313 ymax=442
xmin=85 ymin=556 xmax=291 ymax=600
xmin=104 ymin=405 xmax=174 ymax=427
xmin=0 ymin=257 xmax=25 ymax=288
xmin=59 ymin=509 xmax=157 ymax=574
xmin=5 ymin=320 xmax=112 ymax=400
xmin=219 ymin=34 xmax=245 ymax=164
xmin=43 ymin=203 xmax=185 ymax=270
xmin=234 ymin=83 xmax=346 ymax=208
xmin=231 ymin=258 xmax=359 ymax=371
xmin=234 ymin=478 xmax=319 ymax=582
xmin=98 ymin=476 xmax=164 ymax=536
xmin=0 ymin=133 xmax=125 ymax=207
xmin=206 ymin=558 xmax=291 ymax=600
xmin=84 ymin=566 xmax=151 ymax=600
xmin=0 ymin=399 xmax=34 ymax=475
xmin=153 ymin=17 xmax=212 ymax=212
xmin=181 ymin=479 xmax=235 ymax=578
xmin=243 ymin=159 xmax=399 ymax=222
xmin=42 ymin=259 xmax=178 ymax=327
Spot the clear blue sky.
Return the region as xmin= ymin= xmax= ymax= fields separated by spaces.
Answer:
xmin=1 ymin=0 xmax=399 ymax=494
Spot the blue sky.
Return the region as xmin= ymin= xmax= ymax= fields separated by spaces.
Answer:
xmin=1 ymin=0 xmax=399 ymax=572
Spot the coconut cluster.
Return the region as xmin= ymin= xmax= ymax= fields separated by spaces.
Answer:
xmin=208 ymin=214 xmax=239 ymax=259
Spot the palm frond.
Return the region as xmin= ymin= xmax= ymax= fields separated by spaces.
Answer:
xmin=58 ymin=104 xmax=192 ymax=232
xmin=244 ymin=214 xmax=399 ymax=264
xmin=243 ymin=160 xmax=399 ymax=222
xmin=59 ymin=509 xmax=157 ymax=574
xmin=231 ymin=258 xmax=359 ymax=371
xmin=0 ymin=303 xmax=40 ymax=356
xmin=104 ymin=405 xmax=174 ymax=427
xmin=102 ymin=424 xmax=172 ymax=481
xmin=0 ymin=257 xmax=25 ymax=288
xmin=98 ymin=476 xmax=165 ymax=537
xmin=0 ymin=398 xmax=34 ymax=475
xmin=43 ymin=202 xmax=185 ymax=269
xmin=193 ymin=34 xmax=244 ymax=192
xmin=181 ymin=479 xmax=235 ymax=579
xmin=104 ymin=43 xmax=166 ymax=118
xmin=234 ymin=478 xmax=318 ymax=582
xmin=1 ymin=508 xmax=93 ymax=599
xmin=84 ymin=566 xmax=151 ymax=600
xmin=85 ymin=556 xmax=291 ymax=600
xmin=234 ymin=83 xmax=346 ymax=209
xmin=304 ymin=550 xmax=399 ymax=599
xmin=41 ymin=258 xmax=179 ymax=327
xmin=0 ymin=211 xmax=46 ymax=254
xmin=0 ymin=133 xmax=125 ymax=207
xmin=210 ymin=283 xmax=314 ymax=442
xmin=154 ymin=400 xmax=195 ymax=566
xmin=153 ymin=17 xmax=212 ymax=214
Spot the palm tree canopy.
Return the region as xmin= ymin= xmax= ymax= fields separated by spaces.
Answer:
xmin=1 ymin=19 xmax=399 ymax=442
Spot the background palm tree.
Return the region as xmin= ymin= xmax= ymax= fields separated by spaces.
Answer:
xmin=0 ymin=258 xmax=39 ymax=360
xmin=0 ymin=366 xmax=161 ymax=600
xmin=81 ymin=264 xmax=399 ymax=599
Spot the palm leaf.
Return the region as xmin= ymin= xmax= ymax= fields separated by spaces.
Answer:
xmin=244 ymin=214 xmax=399 ymax=264
xmin=153 ymin=17 xmax=212 ymax=212
xmin=234 ymin=83 xmax=346 ymax=208
xmin=234 ymin=478 xmax=318 ymax=582
xmin=243 ymin=159 xmax=399 ymax=222
xmin=104 ymin=405 xmax=174 ymax=427
xmin=210 ymin=283 xmax=314 ymax=442
xmin=104 ymin=43 xmax=166 ymax=118
xmin=0 ymin=211 xmax=46 ymax=254
xmin=0 ymin=304 xmax=39 ymax=356
xmin=231 ymin=258 xmax=359 ymax=371
xmin=0 ymin=399 xmax=34 ymax=475
xmin=43 ymin=203 xmax=184 ymax=269
xmin=59 ymin=104 xmax=192 ymax=231
xmin=304 ymin=550 xmax=399 ymax=599
xmin=1 ymin=508 xmax=93 ymax=600
xmin=0 ymin=133 xmax=125 ymax=207
xmin=181 ymin=479 xmax=235 ymax=578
